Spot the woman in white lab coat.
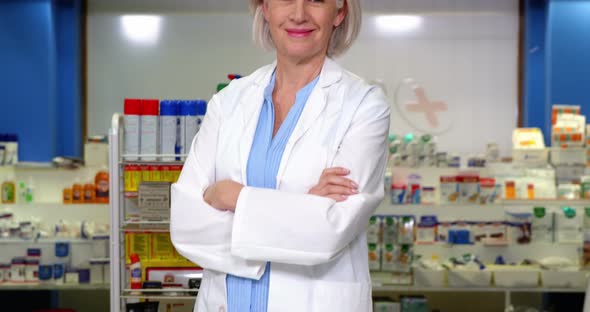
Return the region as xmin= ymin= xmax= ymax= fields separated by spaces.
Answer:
xmin=171 ymin=0 xmax=390 ymax=311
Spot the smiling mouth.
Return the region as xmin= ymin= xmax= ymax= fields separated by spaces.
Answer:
xmin=286 ymin=29 xmax=314 ymax=38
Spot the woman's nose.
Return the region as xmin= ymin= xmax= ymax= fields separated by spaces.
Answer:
xmin=290 ymin=0 xmax=307 ymax=23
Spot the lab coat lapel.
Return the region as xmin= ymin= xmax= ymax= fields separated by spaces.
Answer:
xmin=276 ymin=58 xmax=343 ymax=189
xmin=238 ymin=64 xmax=275 ymax=185
xmin=238 ymin=90 xmax=263 ymax=185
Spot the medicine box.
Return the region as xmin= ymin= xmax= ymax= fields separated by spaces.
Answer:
xmin=439 ymin=176 xmax=458 ymax=204
xmin=138 ymin=182 xmax=171 ymax=221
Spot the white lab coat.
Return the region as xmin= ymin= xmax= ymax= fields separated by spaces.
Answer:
xmin=170 ymin=58 xmax=390 ymax=312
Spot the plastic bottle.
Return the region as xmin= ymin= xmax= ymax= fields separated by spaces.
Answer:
xmin=179 ymin=100 xmax=198 ymax=157
xmin=174 ymin=100 xmax=182 ymax=160
xmin=124 ymin=99 xmax=141 ymax=160
xmin=83 ymin=177 xmax=96 ymax=204
xmin=17 ymin=180 xmax=27 ymax=204
xmin=25 ymin=176 xmax=34 ymax=204
xmin=1 ymin=176 xmax=15 ymax=204
xmin=0 ymin=145 xmax=5 ymax=166
xmin=4 ymin=134 xmax=18 ymax=165
xmin=0 ymin=134 xmax=5 ymax=165
xmin=216 ymin=74 xmax=241 ymax=92
xmin=505 ymin=181 xmax=516 ymax=200
xmin=95 ymin=168 xmax=109 ymax=204
xmin=10 ymin=257 xmax=25 ymax=282
xmin=407 ymin=174 xmax=422 ymax=204
xmin=159 ymin=100 xmax=178 ymax=161
xmin=527 ymin=183 xmax=535 ymax=200
xmin=25 ymin=259 xmax=39 ymax=283
xmin=140 ymin=99 xmax=159 ymax=161
xmin=72 ymin=178 xmax=83 ymax=204
xmin=62 ymin=183 xmax=73 ymax=204
xmin=129 ymin=253 xmax=142 ymax=289
xmin=54 ymin=242 xmax=70 ymax=285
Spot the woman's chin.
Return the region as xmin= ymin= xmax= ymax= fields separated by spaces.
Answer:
xmin=280 ymin=46 xmax=323 ymax=62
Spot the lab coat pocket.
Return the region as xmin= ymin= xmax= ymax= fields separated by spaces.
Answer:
xmin=311 ymin=280 xmax=370 ymax=312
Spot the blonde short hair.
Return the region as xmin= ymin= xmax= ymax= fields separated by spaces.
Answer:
xmin=249 ymin=0 xmax=361 ymax=57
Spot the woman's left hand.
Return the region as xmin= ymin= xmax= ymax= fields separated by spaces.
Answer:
xmin=203 ymin=180 xmax=244 ymax=212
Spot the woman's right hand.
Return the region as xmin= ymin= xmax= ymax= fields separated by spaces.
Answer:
xmin=203 ymin=180 xmax=244 ymax=212
xmin=308 ymin=167 xmax=358 ymax=202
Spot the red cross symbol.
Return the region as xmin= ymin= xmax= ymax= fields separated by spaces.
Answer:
xmin=405 ymin=87 xmax=448 ymax=128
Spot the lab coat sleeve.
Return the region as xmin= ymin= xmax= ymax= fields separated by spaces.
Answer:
xmin=170 ymin=94 xmax=266 ymax=279
xmin=231 ymin=87 xmax=390 ymax=266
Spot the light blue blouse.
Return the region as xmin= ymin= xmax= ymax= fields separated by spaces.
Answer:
xmin=226 ymin=72 xmax=320 ymax=311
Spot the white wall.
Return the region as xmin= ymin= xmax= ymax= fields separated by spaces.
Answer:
xmin=87 ymin=0 xmax=519 ymax=156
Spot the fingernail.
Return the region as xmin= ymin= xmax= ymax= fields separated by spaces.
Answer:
xmin=341 ymin=194 xmax=348 ymax=199
xmin=351 ymin=189 xmax=359 ymax=194
xmin=351 ymin=182 xmax=358 ymax=188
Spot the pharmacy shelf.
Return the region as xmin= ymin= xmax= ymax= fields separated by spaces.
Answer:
xmin=1 ymin=163 xmax=97 ymax=170
xmin=123 ymin=288 xmax=198 ymax=293
xmin=371 ymin=284 xmax=585 ymax=293
xmin=0 ymin=238 xmax=95 ymax=244
xmin=122 ymin=282 xmax=586 ymax=295
xmin=380 ymin=200 xmax=590 ymax=210
xmin=121 ymin=220 xmax=170 ymax=232
xmin=501 ymin=199 xmax=590 ymax=205
xmin=376 ymin=201 xmax=590 ymax=220
xmin=2 ymin=163 xmax=104 ymax=170
xmin=122 ymin=154 xmax=187 ymax=158
xmin=123 ymin=220 xmax=170 ymax=225
xmin=119 ymin=161 xmax=185 ymax=166
xmin=122 ymin=228 xmax=170 ymax=233
xmin=0 ymin=203 xmax=109 ymax=208
xmin=121 ymin=289 xmax=198 ymax=300
xmin=0 ymin=203 xmax=110 ymax=226
xmin=12 ymin=162 xmax=56 ymax=169
xmin=371 ymin=278 xmax=585 ymax=310
xmin=401 ymin=241 xmax=579 ymax=265
xmin=121 ymin=294 xmax=197 ymax=300
xmin=120 ymin=154 xmax=186 ymax=165
xmin=0 ymin=165 xmax=110 ymax=204
xmin=0 ymin=283 xmax=109 ymax=291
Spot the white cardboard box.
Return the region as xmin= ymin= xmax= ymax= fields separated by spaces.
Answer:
xmin=541 ymin=270 xmax=588 ymax=288
xmin=492 ymin=267 xmax=540 ymax=288
xmin=374 ymin=301 xmax=401 ymax=312
xmin=84 ymin=142 xmax=108 ymax=167
xmin=413 ymin=268 xmax=446 ymax=287
xmin=448 ymin=269 xmax=491 ymax=287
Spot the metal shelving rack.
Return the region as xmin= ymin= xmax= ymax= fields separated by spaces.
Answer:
xmin=371 ymin=283 xmax=585 ymax=309
xmin=0 ymin=284 xmax=110 ymax=291
xmin=109 ymin=114 xmax=124 ymax=312
xmin=109 ymin=114 xmax=195 ymax=311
